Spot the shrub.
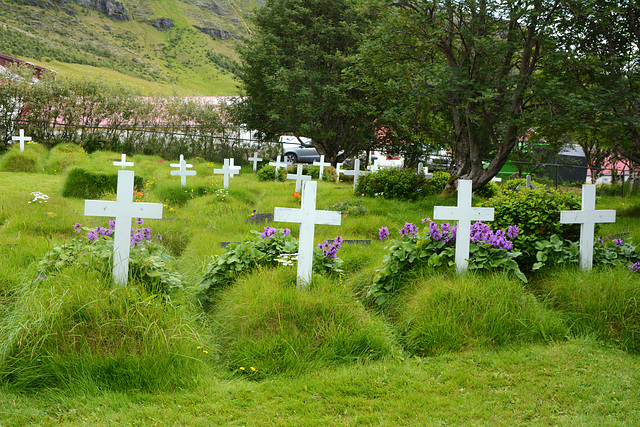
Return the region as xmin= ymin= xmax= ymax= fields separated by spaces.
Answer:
xmin=256 ymin=164 xmax=287 ymax=182
xmin=475 ymin=181 xmax=500 ymax=198
xmin=325 ymin=199 xmax=367 ymax=216
xmin=211 ymin=268 xmax=396 ymax=378
xmin=480 ymin=187 xmax=581 ymax=270
xmin=427 ymin=171 xmax=450 ymax=195
xmin=393 ymin=273 xmax=567 ymax=356
xmin=502 ymin=177 xmax=544 ymax=192
xmin=357 ymin=168 xmax=447 ymax=200
xmin=306 ymin=165 xmax=337 ymax=182
xmin=62 ymin=168 xmax=144 ymax=199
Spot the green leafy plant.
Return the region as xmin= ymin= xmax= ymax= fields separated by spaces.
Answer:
xmin=256 ymin=164 xmax=287 ymax=182
xmin=502 ymin=177 xmax=545 ymax=192
xmin=325 ymin=199 xmax=367 ymax=216
xmin=474 ymin=181 xmax=500 ymax=198
xmin=357 ymin=168 xmax=447 ymax=200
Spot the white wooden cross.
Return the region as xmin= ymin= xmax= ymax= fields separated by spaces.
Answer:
xmin=560 ymin=184 xmax=616 ymax=270
xmin=11 ymin=129 xmax=31 ymax=152
xmin=491 ymin=176 xmax=502 ymax=183
xmin=313 ymin=155 xmax=331 ymax=181
xmin=170 ymin=154 xmax=196 ymax=188
xmin=287 ymin=163 xmax=311 ymax=193
xmin=335 ymin=162 xmax=343 ymax=183
xmin=113 ymin=153 xmax=134 ymax=169
xmin=274 ymin=180 xmax=341 ymax=288
xmin=368 ymin=159 xmax=380 ymax=173
xmin=423 ymin=165 xmax=433 ymax=179
xmin=84 ymin=170 xmax=163 ymax=285
xmin=341 ymin=159 xmax=368 ymax=189
xmin=248 ymin=152 xmax=263 ymax=171
xmin=269 ymin=155 xmax=288 ymax=177
xmin=434 ymin=179 xmax=495 ymax=273
xmin=214 ymin=158 xmax=240 ymax=189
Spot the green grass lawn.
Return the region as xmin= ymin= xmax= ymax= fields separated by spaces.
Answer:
xmin=1 ymin=147 xmax=640 ymax=425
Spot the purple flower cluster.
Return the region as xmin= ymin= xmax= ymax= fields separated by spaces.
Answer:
xmin=379 ymin=226 xmax=390 ymax=241
xmin=74 ymin=220 xmax=162 ymax=246
xmin=131 ymin=227 xmax=152 ymax=246
xmin=318 ymin=236 xmax=343 ymax=259
xmin=426 ymin=220 xmax=457 ymax=243
xmin=630 ymin=262 xmax=640 ymax=273
xmin=87 ymin=226 xmax=113 ymax=242
xmin=470 ymin=221 xmax=516 ymax=250
xmin=259 ymin=226 xmax=291 ymax=239
xmin=399 ymin=222 xmax=419 ymax=237
xmin=614 ymin=238 xmax=624 ymax=247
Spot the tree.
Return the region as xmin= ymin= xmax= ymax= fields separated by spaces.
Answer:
xmin=359 ymin=0 xmax=565 ymax=190
xmin=232 ymin=0 xmax=379 ymax=165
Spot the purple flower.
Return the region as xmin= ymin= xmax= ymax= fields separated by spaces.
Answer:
xmin=260 ymin=226 xmax=278 ymax=239
xmin=87 ymin=229 xmax=98 ymax=242
xmin=73 ymin=223 xmax=82 ymax=233
xmin=421 ymin=217 xmax=431 ymax=223
xmin=156 ymin=234 xmax=163 ymax=241
xmin=282 ymin=228 xmax=291 ymax=236
xmin=135 ymin=218 xmax=144 ymax=225
xmin=379 ymin=226 xmax=389 ymax=241
xmin=429 ymin=221 xmax=442 ymax=241
xmin=318 ymin=236 xmax=342 ymax=259
xmin=614 ymin=238 xmax=624 ymax=247
xmin=399 ymin=222 xmax=418 ymax=237
xmin=108 ymin=219 xmax=116 ymax=229
xmin=630 ymin=262 xmax=640 ymax=273
xmin=507 ymin=225 xmax=519 ymax=239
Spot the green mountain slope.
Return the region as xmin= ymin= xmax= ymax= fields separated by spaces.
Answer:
xmin=0 ymin=0 xmax=264 ymax=95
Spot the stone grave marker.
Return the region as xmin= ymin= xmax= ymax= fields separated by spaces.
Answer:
xmin=11 ymin=129 xmax=31 ymax=152
xmin=287 ymin=163 xmax=311 ymax=193
xmin=170 ymin=154 xmax=196 ymax=188
xmin=244 ymin=212 xmax=274 ymax=224
xmin=269 ymin=155 xmax=288 ymax=177
xmin=341 ymin=159 xmax=368 ymax=189
xmin=560 ymin=184 xmax=616 ymax=270
xmin=417 ymin=162 xmax=424 ymax=175
xmin=274 ymin=180 xmax=341 ymax=288
xmin=214 ymin=158 xmax=240 ymax=190
xmin=84 ymin=170 xmax=163 ymax=285
xmin=434 ymin=179 xmax=494 ymax=272
xmin=516 ymin=174 xmax=534 ymax=191
xmin=113 ymin=153 xmax=134 ymax=169
xmin=313 ymin=155 xmax=331 ymax=181
xmin=248 ymin=152 xmax=263 ymax=171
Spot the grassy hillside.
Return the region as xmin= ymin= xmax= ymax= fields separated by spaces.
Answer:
xmin=0 ymin=0 xmax=264 ymax=95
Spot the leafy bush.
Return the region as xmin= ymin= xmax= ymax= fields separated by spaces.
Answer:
xmin=256 ymin=164 xmax=287 ymax=182
xmin=369 ymin=220 xmax=526 ymax=305
xmin=480 ymin=187 xmax=581 ymax=269
xmin=212 ymin=268 xmax=396 ymax=378
xmin=475 ymin=181 xmax=500 ymax=198
xmin=197 ymin=227 xmax=344 ymax=306
xmin=357 ymin=168 xmax=447 ymax=200
xmin=427 ymin=171 xmax=451 ymax=195
xmin=325 ymin=199 xmax=367 ymax=216
xmin=306 ymin=165 xmax=337 ymax=182
xmin=394 ymin=273 xmax=567 ymax=356
xmin=62 ymin=168 xmax=144 ymax=199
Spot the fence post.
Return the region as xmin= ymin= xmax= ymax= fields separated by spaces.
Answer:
xmin=555 ymin=163 xmax=559 ymax=189
xmin=622 ymin=170 xmax=625 ymax=198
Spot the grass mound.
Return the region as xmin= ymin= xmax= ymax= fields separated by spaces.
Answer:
xmin=62 ymin=168 xmax=144 ymax=199
xmin=212 ymin=268 xmax=397 ymax=378
xmin=0 ymin=269 xmax=210 ymax=391
xmin=0 ymin=144 xmax=47 ymax=172
xmin=43 ymin=143 xmax=89 ymax=174
xmin=539 ymin=267 xmax=640 ymax=352
xmin=393 ymin=272 xmax=567 ymax=356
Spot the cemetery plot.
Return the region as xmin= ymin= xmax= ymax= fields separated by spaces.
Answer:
xmin=170 ymin=154 xmax=197 ymax=188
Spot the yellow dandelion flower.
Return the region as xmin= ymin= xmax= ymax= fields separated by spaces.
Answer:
xmin=203 ymin=350 xmax=208 ymax=354
xmin=250 ymin=367 xmax=256 ymax=371
xmin=240 ymin=367 xmax=245 ymax=371
xmin=197 ymin=346 xmax=202 ymax=349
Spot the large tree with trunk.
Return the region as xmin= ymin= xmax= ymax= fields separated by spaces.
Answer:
xmin=232 ymin=0 xmax=379 ymax=165
xmin=359 ymin=0 xmax=564 ymax=190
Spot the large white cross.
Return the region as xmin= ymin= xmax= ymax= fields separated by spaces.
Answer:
xmin=341 ymin=159 xmax=368 ymax=189
xmin=228 ymin=158 xmax=241 ymax=177
xmin=170 ymin=154 xmax=196 ymax=188
xmin=313 ymin=155 xmax=331 ymax=181
xmin=434 ymin=179 xmax=495 ymax=273
xmin=84 ymin=170 xmax=163 ymax=285
xmin=11 ymin=129 xmax=31 ymax=152
xmin=248 ymin=152 xmax=263 ymax=171
xmin=214 ymin=158 xmax=240 ymax=189
xmin=274 ymin=180 xmax=341 ymax=288
xmin=335 ymin=162 xmax=343 ymax=183
xmin=269 ymin=155 xmax=288 ymax=177
xmin=287 ymin=164 xmax=311 ymax=193
xmin=113 ymin=153 xmax=134 ymax=169
xmin=560 ymin=184 xmax=616 ymax=270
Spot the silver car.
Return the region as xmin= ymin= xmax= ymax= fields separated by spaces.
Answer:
xmin=280 ymin=136 xmax=320 ymax=163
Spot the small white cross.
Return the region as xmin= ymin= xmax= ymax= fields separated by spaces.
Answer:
xmin=274 ymin=180 xmax=341 ymax=288
xmin=214 ymin=158 xmax=240 ymax=189
xmin=287 ymin=163 xmax=312 ymax=193
xmin=248 ymin=152 xmax=263 ymax=171
xmin=313 ymin=155 xmax=331 ymax=181
xmin=423 ymin=165 xmax=433 ymax=179
xmin=335 ymin=162 xmax=343 ymax=183
xmin=560 ymin=184 xmax=616 ymax=270
xmin=113 ymin=153 xmax=134 ymax=169
xmin=11 ymin=129 xmax=31 ymax=152
xmin=341 ymin=159 xmax=368 ymax=189
xmin=269 ymin=155 xmax=289 ymax=177
xmin=228 ymin=158 xmax=241 ymax=177
xmin=491 ymin=176 xmax=502 ymax=183
xmin=368 ymin=159 xmax=380 ymax=173
xmin=84 ymin=170 xmax=163 ymax=285
xmin=434 ymin=180 xmax=495 ymax=272
xmin=170 ymin=154 xmax=197 ymax=188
